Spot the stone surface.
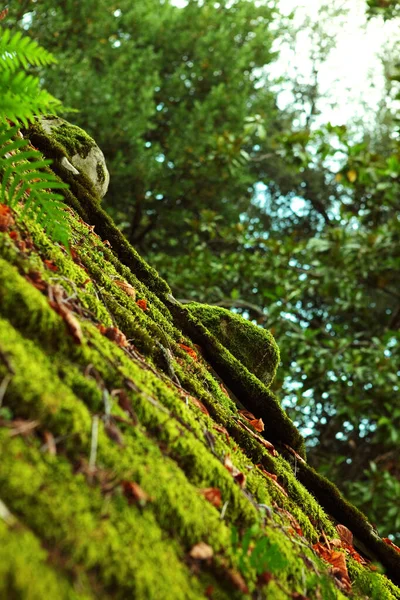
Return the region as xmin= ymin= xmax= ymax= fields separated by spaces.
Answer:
xmin=39 ymin=116 xmax=110 ymax=198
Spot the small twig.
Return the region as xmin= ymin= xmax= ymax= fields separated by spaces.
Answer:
xmin=89 ymin=415 xmax=99 ymax=476
xmin=220 ymin=500 xmax=229 ymax=520
xmin=0 ymin=374 xmax=12 ymax=407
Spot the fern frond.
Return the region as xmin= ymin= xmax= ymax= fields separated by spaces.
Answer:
xmin=0 ymin=70 xmax=61 ymax=125
xmin=0 ymin=122 xmax=71 ymax=246
xmin=0 ymin=28 xmax=57 ymax=72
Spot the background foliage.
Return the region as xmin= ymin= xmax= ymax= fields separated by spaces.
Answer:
xmin=3 ymin=0 xmax=399 ymax=540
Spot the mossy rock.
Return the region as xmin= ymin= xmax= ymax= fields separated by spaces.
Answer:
xmin=1 ymin=118 xmax=400 ymax=598
xmin=186 ymin=303 xmax=280 ymax=388
xmin=39 ymin=116 xmax=110 ymax=198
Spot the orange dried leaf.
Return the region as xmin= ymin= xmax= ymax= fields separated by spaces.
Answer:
xmin=237 ymin=419 xmax=276 ymax=456
xmin=136 ymin=298 xmax=148 ymax=311
xmin=219 ymin=383 xmax=230 ymax=397
xmin=43 ymin=259 xmax=58 ymax=272
xmin=259 ymin=468 xmax=288 ymax=497
xmin=122 ymin=481 xmax=151 ymax=505
xmin=178 ymin=343 xmax=198 ymax=361
xmin=249 ymin=418 xmax=264 ymax=432
xmin=383 ymin=538 xmax=400 ymax=553
xmin=226 ymin=569 xmax=249 ymax=594
xmin=213 ymin=423 xmax=230 ymax=438
xmin=336 ymin=524 xmax=353 ymax=547
xmin=0 ymin=203 xmax=14 ymax=231
xmin=114 ymin=279 xmax=136 ymax=299
xmin=189 ymin=542 xmax=214 ymax=560
xmin=190 ymin=396 xmax=209 ymax=416
xmin=283 ymin=443 xmax=307 ymax=464
xmin=199 ymin=487 xmax=222 ymax=508
xmin=50 ymin=286 xmax=83 ymax=344
xmin=239 ymin=409 xmax=256 ymax=421
xmin=100 ymin=326 xmax=129 ymax=347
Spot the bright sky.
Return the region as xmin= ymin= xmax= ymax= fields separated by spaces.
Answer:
xmin=171 ymin=0 xmax=399 ymax=127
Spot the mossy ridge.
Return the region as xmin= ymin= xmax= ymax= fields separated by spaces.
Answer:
xmin=0 ymin=434 xmax=210 ymax=600
xmin=24 ymin=120 xmax=304 ymax=455
xmin=0 ymin=256 xmax=338 ymax=549
xmin=1 ymin=227 xmax=399 ymax=593
xmin=25 ymin=121 xmax=171 ymax=296
xmin=166 ymin=301 xmax=306 ymax=456
xmin=296 ymin=461 xmax=400 ymax=586
xmin=1 ymin=311 xmax=391 ymax=600
xmin=0 ymin=518 xmax=94 ymax=600
xmin=0 ymin=322 xmax=339 ymax=599
xmin=186 ymin=302 xmax=280 ymax=388
xmin=1 ymin=120 xmax=400 ymax=596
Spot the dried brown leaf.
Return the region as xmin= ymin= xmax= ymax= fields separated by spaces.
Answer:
xmin=199 ymin=487 xmax=222 ymax=508
xmin=104 ymin=421 xmax=124 ymax=446
xmin=122 ymin=481 xmax=151 ymax=505
xmin=114 ymin=279 xmax=136 ymax=299
xmin=189 ymin=542 xmax=214 ymax=560
xmin=336 ymin=524 xmax=353 ymax=547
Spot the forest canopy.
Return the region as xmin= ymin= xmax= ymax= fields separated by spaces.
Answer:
xmin=3 ymin=0 xmax=400 ymax=542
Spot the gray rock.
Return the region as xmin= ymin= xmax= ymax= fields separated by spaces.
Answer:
xmin=39 ymin=116 xmax=110 ymax=198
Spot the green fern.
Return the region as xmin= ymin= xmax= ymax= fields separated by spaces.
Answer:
xmin=0 ymin=24 xmax=71 ymax=246
xmin=0 ymin=123 xmax=70 ymax=246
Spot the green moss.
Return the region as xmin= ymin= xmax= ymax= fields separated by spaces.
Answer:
xmin=0 ymin=519 xmax=94 ymax=599
xmin=186 ymin=303 xmax=280 ymax=387
xmin=96 ymin=161 xmax=106 ymax=185
xmin=1 ymin=118 xmax=400 ymax=599
xmin=40 ymin=117 xmax=95 ymax=159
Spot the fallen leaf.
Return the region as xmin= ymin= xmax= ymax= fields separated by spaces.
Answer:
xmin=336 ymin=524 xmax=353 ymax=546
xmin=239 ymin=409 xmax=256 ymax=421
xmin=225 ymin=568 xmax=249 ymax=594
xmin=249 ymin=418 xmax=264 ymax=433
xmin=0 ymin=8 xmax=9 ymax=20
xmin=199 ymin=488 xmax=222 ymax=508
xmin=26 ymin=271 xmax=48 ymax=292
xmin=43 ymin=259 xmax=58 ymax=272
xmin=114 ymin=279 xmax=136 ymax=299
xmin=190 ymin=395 xmax=209 ymax=416
xmin=43 ymin=431 xmax=57 ymax=455
xmin=121 ymin=481 xmax=151 ymax=505
xmin=178 ymin=343 xmax=198 ymax=361
xmin=282 ymin=444 xmax=306 ymax=464
xmin=224 ymin=454 xmax=246 ymax=488
xmin=259 ymin=468 xmax=288 ymax=497
xmin=224 ymin=454 xmax=234 ymax=473
xmin=50 ymin=285 xmax=83 ymax=344
xmin=237 ymin=419 xmax=276 ymax=456
xmin=104 ymin=421 xmax=124 ymax=446
xmin=0 ymin=204 xmax=14 ymax=231
xmin=189 ymin=542 xmax=214 ymax=560
xmin=99 ymin=325 xmax=128 ymax=348
xmin=113 ymin=389 xmax=138 ymax=423
xmin=383 ymin=538 xmax=400 ymax=553
xmin=233 ymin=471 xmax=246 ymax=488
xmin=136 ymin=298 xmax=148 ymax=311
xmin=8 ymin=230 xmax=18 ymax=240
xmin=213 ymin=423 xmax=230 ymax=438
xmin=257 ymin=572 xmax=273 ymax=586
xmin=219 ymin=383 xmax=230 ymax=397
